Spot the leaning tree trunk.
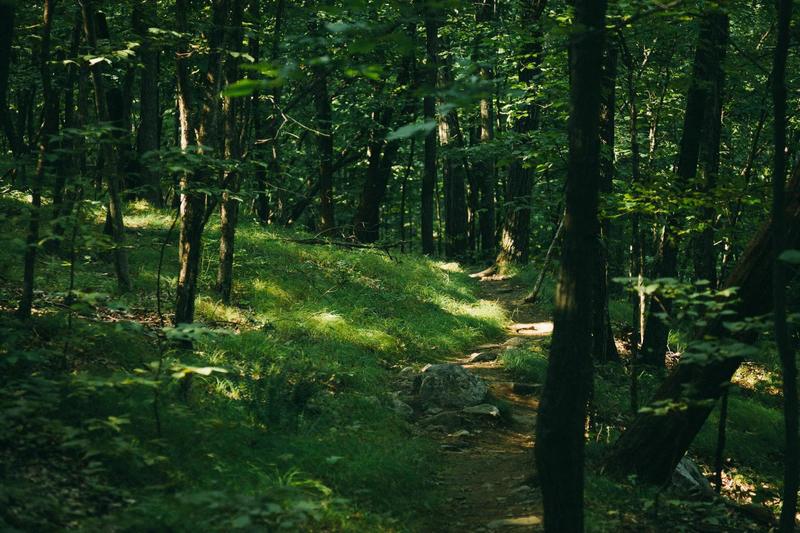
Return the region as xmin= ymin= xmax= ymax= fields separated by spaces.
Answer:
xmin=640 ymin=8 xmax=728 ymax=366
xmin=534 ymin=1 xmax=607 ymax=530
xmin=81 ymin=0 xmax=132 ymax=292
xmin=496 ymin=0 xmax=547 ymax=266
xmin=592 ymin=39 xmax=619 ymax=363
xmin=605 ymin=163 xmax=800 ymax=485
xmin=772 ymin=0 xmax=797 ymax=529
xmin=18 ymin=0 xmax=57 ymax=319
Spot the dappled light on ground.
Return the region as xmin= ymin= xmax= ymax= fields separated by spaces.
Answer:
xmin=509 ymin=321 xmax=554 ymax=337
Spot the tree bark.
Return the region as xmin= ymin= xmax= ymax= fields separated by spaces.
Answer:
xmin=496 ymin=0 xmax=546 ymax=266
xmin=421 ymin=2 xmax=438 ymax=255
xmin=593 ymin=39 xmax=619 ymax=363
xmin=640 ymin=9 xmax=728 ymax=366
xmin=81 ymin=0 xmax=132 ymax=292
xmin=18 ymin=0 xmax=57 ymax=319
xmin=534 ymin=1 xmax=606 ymax=530
xmin=605 ymin=164 xmax=800 ymax=485
xmin=475 ymin=0 xmax=496 ymax=257
xmin=0 ymin=0 xmax=22 ymax=158
xmin=771 ymin=0 xmax=797 ymax=528
xmin=133 ymin=0 xmax=162 ymax=206
xmin=215 ymin=0 xmax=244 ymax=303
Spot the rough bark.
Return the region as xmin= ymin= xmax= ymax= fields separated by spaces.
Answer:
xmin=0 ymin=0 xmax=22 ymax=158
xmin=534 ymin=1 xmax=606 ymax=530
xmin=605 ymin=164 xmax=800 ymax=485
xmin=475 ymin=0 xmax=496 ymax=257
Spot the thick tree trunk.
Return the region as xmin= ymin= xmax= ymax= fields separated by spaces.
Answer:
xmin=534 ymin=1 xmax=606 ymax=530
xmin=640 ymin=9 xmax=728 ymax=366
xmin=496 ymin=0 xmax=546 ymax=266
xmin=215 ymin=0 xmax=244 ymax=303
xmin=772 ymin=0 xmax=797 ymax=528
xmin=0 ymin=0 xmax=21 ymax=157
xmin=692 ymin=11 xmax=728 ymax=288
xmin=133 ymin=0 xmax=162 ymax=206
xmin=421 ymin=4 xmax=438 ymax=255
xmin=593 ymin=40 xmax=619 ymax=363
xmin=605 ymin=165 xmax=800 ymax=485
xmin=18 ymin=0 xmax=57 ymax=319
xmin=81 ymin=0 xmax=131 ymax=292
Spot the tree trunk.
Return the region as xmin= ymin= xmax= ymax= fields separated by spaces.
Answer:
xmin=475 ymin=0 xmax=496 ymax=258
xmin=312 ymin=18 xmax=334 ymax=234
xmin=534 ymin=1 xmax=606 ymax=530
xmin=496 ymin=0 xmax=546 ymax=266
xmin=174 ymin=0 xmax=227 ymax=324
xmin=605 ymin=164 xmax=800 ymax=485
xmin=692 ymin=11 xmax=728 ymax=288
xmin=640 ymin=9 xmax=728 ymax=366
xmin=215 ymin=0 xmax=244 ymax=303
xmin=18 ymin=0 xmax=57 ymax=319
xmin=771 ymin=0 xmax=797 ymax=528
xmin=81 ymin=0 xmax=132 ymax=292
xmin=133 ymin=0 xmax=162 ymax=206
xmin=421 ymin=3 xmax=438 ymax=255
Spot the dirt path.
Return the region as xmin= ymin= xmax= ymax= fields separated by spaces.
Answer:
xmin=425 ymin=275 xmax=552 ymax=532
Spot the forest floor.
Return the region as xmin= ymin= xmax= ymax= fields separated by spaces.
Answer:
xmin=425 ymin=274 xmax=551 ymax=532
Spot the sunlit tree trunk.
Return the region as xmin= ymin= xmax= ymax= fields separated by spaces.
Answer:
xmin=475 ymin=0 xmax=496 ymax=257
xmin=535 ymin=1 xmax=606 ymax=529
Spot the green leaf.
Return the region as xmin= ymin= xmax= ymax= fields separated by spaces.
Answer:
xmin=386 ymin=120 xmax=437 ymax=141
xmin=779 ymin=249 xmax=800 ymax=264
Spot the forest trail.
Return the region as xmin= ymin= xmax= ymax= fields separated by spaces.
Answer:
xmin=426 ymin=274 xmax=551 ymax=532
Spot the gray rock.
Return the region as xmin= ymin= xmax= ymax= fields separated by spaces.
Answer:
xmin=391 ymin=397 xmax=414 ymax=418
xmin=420 ymin=410 xmax=466 ymax=431
xmin=462 ymin=404 xmax=501 ymax=417
xmin=414 ymin=363 xmax=488 ymax=408
xmin=671 ymin=456 xmax=714 ymax=498
xmin=511 ymin=382 xmax=540 ymax=395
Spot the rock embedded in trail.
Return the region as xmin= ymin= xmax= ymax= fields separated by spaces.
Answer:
xmin=467 ymin=351 xmax=499 ymax=363
xmin=462 ymin=404 xmax=501 ymax=417
xmin=413 ymin=363 xmax=489 ymax=408
xmin=671 ymin=456 xmax=714 ymax=498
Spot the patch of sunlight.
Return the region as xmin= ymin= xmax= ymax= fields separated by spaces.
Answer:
xmin=195 ymin=296 xmax=247 ymax=325
xmin=251 ymin=279 xmax=292 ymax=304
xmin=434 ymin=294 xmax=506 ymax=326
xmin=511 ymin=321 xmax=554 ymax=336
xmin=437 ymin=261 xmax=463 ymax=273
xmin=732 ymin=362 xmax=780 ymax=396
xmin=306 ymin=311 xmax=396 ymax=352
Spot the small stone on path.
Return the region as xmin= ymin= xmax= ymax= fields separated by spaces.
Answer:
xmin=462 ymin=404 xmax=501 ymax=417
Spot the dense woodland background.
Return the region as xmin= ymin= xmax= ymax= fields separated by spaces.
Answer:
xmin=1 ymin=0 xmax=799 ymax=530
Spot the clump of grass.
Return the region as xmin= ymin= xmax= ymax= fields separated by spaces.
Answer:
xmin=500 ymin=340 xmax=550 ymax=383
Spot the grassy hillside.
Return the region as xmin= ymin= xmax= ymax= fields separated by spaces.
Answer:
xmin=0 ymin=199 xmax=506 ymax=531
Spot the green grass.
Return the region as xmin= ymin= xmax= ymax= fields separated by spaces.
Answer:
xmin=0 ymin=199 xmax=506 ymax=531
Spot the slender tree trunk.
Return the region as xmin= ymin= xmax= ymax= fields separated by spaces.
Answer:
xmin=0 ymin=0 xmax=23 ymax=158
xmin=174 ymin=0 xmax=227 ymax=324
xmin=133 ymin=0 xmax=162 ymax=206
xmin=496 ymin=0 xmax=546 ymax=266
xmin=593 ymin=40 xmax=619 ymax=363
xmin=421 ymin=3 xmax=438 ymax=255
xmin=474 ymin=0 xmax=496 ymax=258
xmin=535 ymin=1 xmax=606 ymax=530
xmin=81 ymin=0 xmax=131 ymax=292
xmin=311 ymin=17 xmax=334 ymax=234
xmin=216 ymin=0 xmax=244 ymax=303
xmin=605 ymin=163 xmax=800 ymax=485
xmin=640 ymin=9 xmax=727 ymax=366
xmin=18 ymin=0 xmax=57 ymax=319
xmin=772 ymin=0 xmax=797 ymax=528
